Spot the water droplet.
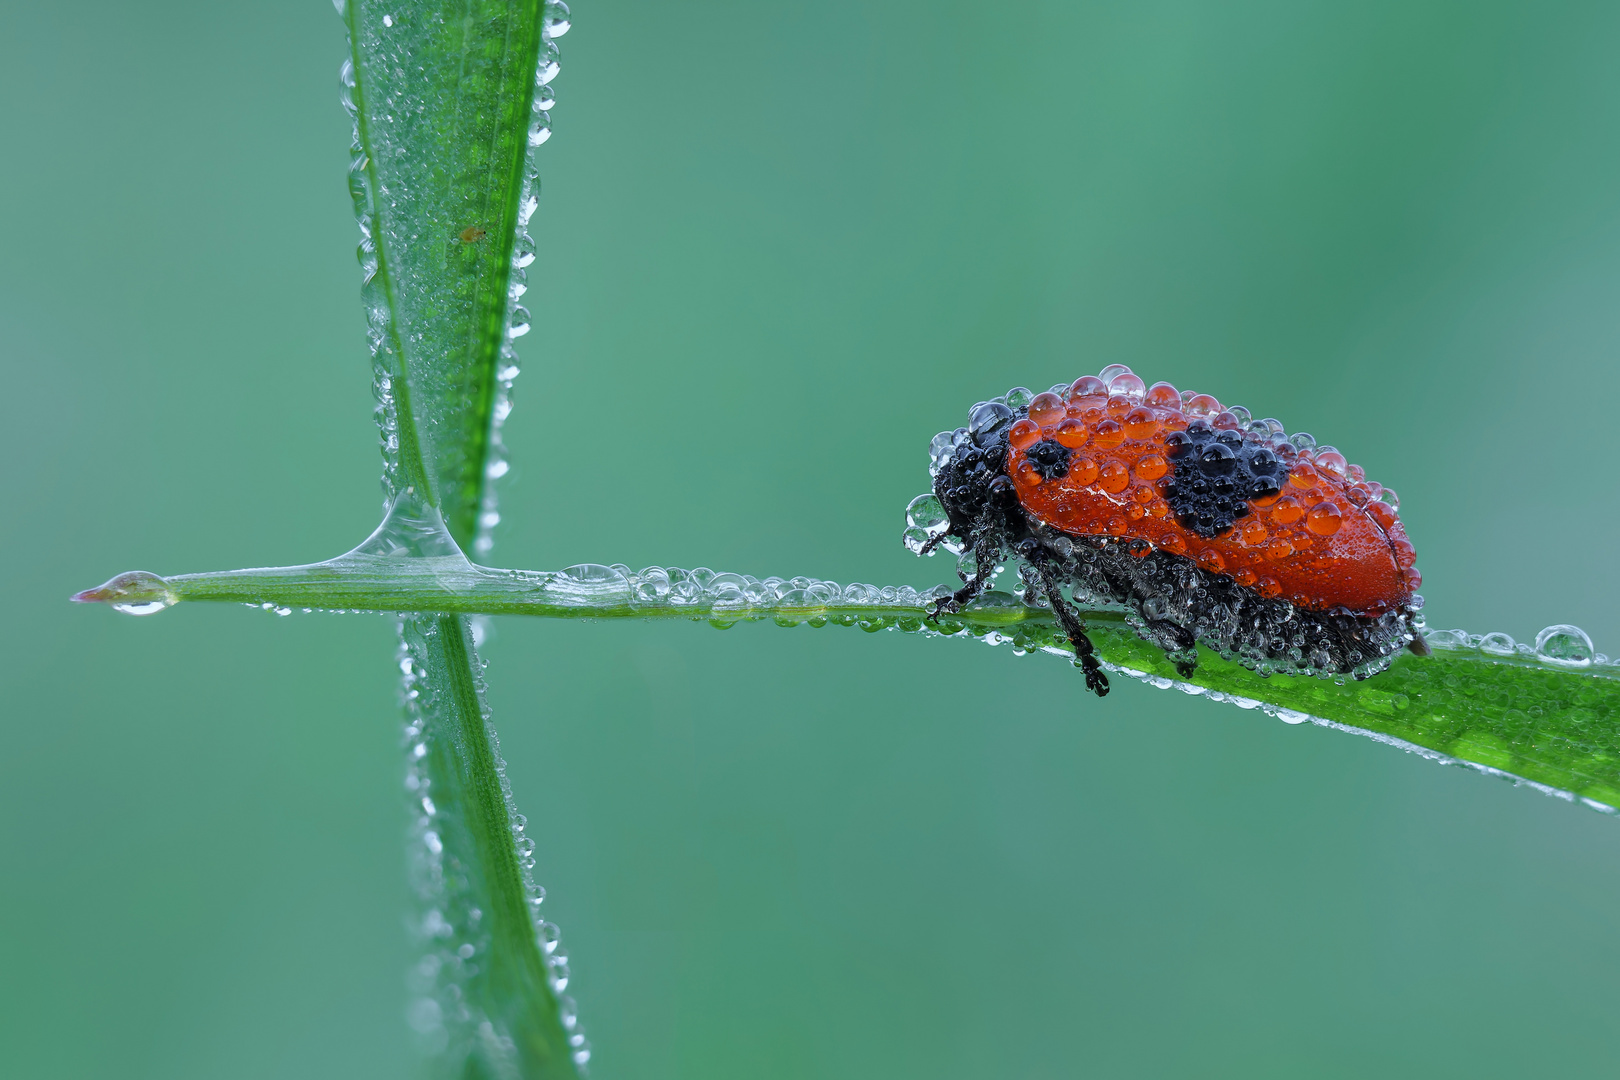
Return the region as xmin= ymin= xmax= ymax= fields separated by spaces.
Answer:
xmin=407 ymin=996 xmax=442 ymax=1033
xmin=1535 ymin=624 xmax=1594 ymax=666
xmin=968 ymin=400 xmax=1013 ymax=437
xmin=900 ymin=531 xmax=939 ymax=557
xmin=1027 ymin=393 xmax=1064 ymax=425
xmin=564 ymin=563 xmax=627 ymax=585
xmin=904 ymin=492 xmax=947 ymax=531
xmin=73 ymin=570 xmax=178 ymax=615
xmin=1107 ymin=371 xmax=1146 ymax=402
xmin=1145 ymin=381 xmax=1180 ymax=408
xmin=543 ymin=0 xmax=572 ymax=37
xmin=112 ymin=600 xmax=169 ymax=616
xmin=346 ymin=492 xmax=468 ymax=562
xmin=1171 ymin=394 xmax=1213 ymax=419
xmin=536 ymin=39 xmax=561 ymax=85
xmin=1305 ymin=501 xmax=1343 ymax=536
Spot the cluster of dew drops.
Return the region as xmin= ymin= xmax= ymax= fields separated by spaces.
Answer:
xmin=398 ymin=638 xmax=589 ymax=1068
xmin=479 ymin=0 xmax=572 ymax=557
xmin=541 ymin=562 xmax=951 ymax=629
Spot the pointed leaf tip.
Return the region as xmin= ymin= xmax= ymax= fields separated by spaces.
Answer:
xmin=71 ymin=571 xmax=177 ymax=615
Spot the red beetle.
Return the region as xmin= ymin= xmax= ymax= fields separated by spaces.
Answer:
xmin=916 ymin=365 xmax=1424 ymax=696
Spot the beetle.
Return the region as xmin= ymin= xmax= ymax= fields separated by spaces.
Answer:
xmin=914 ymin=366 xmax=1425 ymax=696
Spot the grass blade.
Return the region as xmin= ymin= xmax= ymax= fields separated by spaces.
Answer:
xmin=343 ymin=0 xmax=547 ymax=549
xmin=401 ymin=614 xmax=581 ymax=1077
xmin=77 ymin=562 xmax=1620 ymax=812
xmin=338 ymin=0 xmax=583 ymax=1073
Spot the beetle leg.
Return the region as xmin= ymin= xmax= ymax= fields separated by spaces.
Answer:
xmin=928 ymin=530 xmax=999 ymax=619
xmin=1032 ymin=561 xmax=1109 ymax=698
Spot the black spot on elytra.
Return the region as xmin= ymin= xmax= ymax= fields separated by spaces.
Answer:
xmin=1025 ymin=438 xmax=1071 ymax=480
xmin=1162 ymin=422 xmax=1288 ymax=537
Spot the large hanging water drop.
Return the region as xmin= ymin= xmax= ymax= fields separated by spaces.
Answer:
xmin=71 ymin=570 xmax=177 ymax=616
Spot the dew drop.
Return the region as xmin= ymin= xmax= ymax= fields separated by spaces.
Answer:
xmin=1068 ymin=375 xmax=1107 ymax=400
xmin=905 ymin=493 xmax=948 ymax=532
xmin=1145 ymin=381 xmax=1180 ymax=408
xmin=508 ymin=305 xmax=532 ymax=337
xmin=1313 ymin=448 xmax=1348 ymax=479
xmin=74 ymin=571 xmax=178 ymax=616
xmin=1534 ymin=624 xmax=1594 ymax=667
xmin=969 ymin=401 xmax=1014 ymax=437
xmin=1054 ymin=418 xmax=1089 ymax=448
xmin=1107 ymin=371 xmax=1147 ymax=402
xmin=1305 ymin=502 xmax=1343 ymax=537
xmin=536 ymin=39 xmax=561 ymax=85
xmin=112 ymin=601 xmax=170 ymax=616
xmin=1028 ymin=392 xmax=1065 ymax=425
xmin=543 ymin=0 xmax=571 ymax=37
xmin=1008 ymin=417 xmax=1041 ymax=449
xmin=1004 ymin=386 xmax=1036 ymax=410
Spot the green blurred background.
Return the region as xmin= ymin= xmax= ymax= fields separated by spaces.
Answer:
xmin=4 ymin=1 xmax=1619 ymax=1076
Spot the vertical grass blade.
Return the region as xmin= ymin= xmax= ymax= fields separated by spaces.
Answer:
xmin=342 ymin=0 xmax=548 ymax=548
xmin=340 ymin=0 xmax=582 ymax=1073
xmin=402 ymin=615 xmax=581 ymax=1077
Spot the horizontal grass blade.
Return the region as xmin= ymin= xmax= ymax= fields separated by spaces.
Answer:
xmin=76 ymin=561 xmax=1620 ymax=811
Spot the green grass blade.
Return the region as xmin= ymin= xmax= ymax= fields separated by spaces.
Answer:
xmin=401 ymin=614 xmax=581 ymax=1078
xmin=76 ymin=562 xmax=1620 ymax=812
xmin=343 ymin=0 xmax=547 ymax=548
xmin=338 ymin=0 xmax=583 ymax=1073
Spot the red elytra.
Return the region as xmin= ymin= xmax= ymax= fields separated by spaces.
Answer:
xmin=1006 ymin=377 xmax=1416 ymax=615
